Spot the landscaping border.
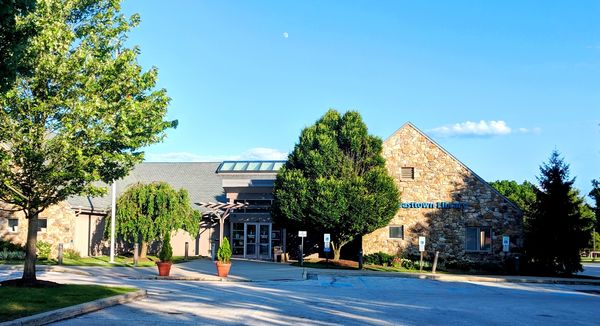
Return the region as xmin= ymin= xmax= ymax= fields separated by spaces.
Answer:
xmin=0 ymin=288 xmax=146 ymax=326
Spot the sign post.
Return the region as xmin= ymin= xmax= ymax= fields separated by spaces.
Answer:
xmin=418 ymin=236 xmax=426 ymax=272
xmin=298 ymin=231 xmax=307 ymax=266
xmin=324 ymin=233 xmax=331 ymax=263
xmin=502 ymin=235 xmax=510 ymax=253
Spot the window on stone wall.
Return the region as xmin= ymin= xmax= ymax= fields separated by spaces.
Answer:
xmin=465 ymin=227 xmax=491 ymax=252
xmin=8 ymin=218 xmax=19 ymax=233
xmin=37 ymin=218 xmax=47 ymax=232
xmin=401 ymin=167 xmax=415 ymax=180
xmin=389 ymin=225 xmax=404 ymax=239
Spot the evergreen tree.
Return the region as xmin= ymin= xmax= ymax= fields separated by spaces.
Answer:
xmin=526 ymin=151 xmax=591 ymax=274
xmin=272 ymin=109 xmax=400 ymax=260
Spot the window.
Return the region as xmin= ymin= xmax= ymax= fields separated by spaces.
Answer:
xmin=401 ymin=167 xmax=415 ymax=180
xmin=37 ymin=218 xmax=47 ymax=232
xmin=389 ymin=225 xmax=404 ymax=239
xmin=465 ymin=227 xmax=491 ymax=252
xmin=8 ymin=219 xmax=19 ymax=233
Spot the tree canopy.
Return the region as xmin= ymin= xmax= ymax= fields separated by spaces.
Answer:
xmin=489 ymin=180 xmax=537 ymax=214
xmin=0 ymin=0 xmax=175 ymax=283
xmin=526 ymin=151 xmax=592 ymax=275
xmin=272 ymin=109 xmax=400 ymax=260
xmin=0 ymin=0 xmax=35 ymax=91
xmin=110 ymin=182 xmax=200 ymax=258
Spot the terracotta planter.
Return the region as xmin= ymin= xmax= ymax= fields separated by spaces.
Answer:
xmin=216 ymin=261 xmax=231 ymax=277
xmin=156 ymin=261 xmax=172 ymax=276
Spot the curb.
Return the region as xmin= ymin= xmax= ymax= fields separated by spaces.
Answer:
xmin=0 ymin=288 xmax=147 ymax=326
xmin=310 ymin=269 xmax=600 ymax=286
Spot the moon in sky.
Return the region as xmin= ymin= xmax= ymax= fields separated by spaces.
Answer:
xmin=283 ymin=32 xmax=289 ymax=39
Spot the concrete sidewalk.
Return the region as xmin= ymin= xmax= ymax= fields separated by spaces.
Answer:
xmin=2 ymin=259 xmax=599 ymax=285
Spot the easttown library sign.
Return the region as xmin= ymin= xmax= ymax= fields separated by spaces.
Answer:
xmin=400 ymin=202 xmax=468 ymax=209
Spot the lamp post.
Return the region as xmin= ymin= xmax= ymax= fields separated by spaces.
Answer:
xmin=109 ymin=181 xmax=116 ymax=263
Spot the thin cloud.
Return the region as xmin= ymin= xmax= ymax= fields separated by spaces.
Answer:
xmin=429 ymin=120 xmax=511 ymax=137
xmin=145 ymin=147 xmax=288 ymax=162
xmin=429 ymin=120 xmax=541 ymax=138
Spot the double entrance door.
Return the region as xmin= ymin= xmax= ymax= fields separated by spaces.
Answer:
xmin=244 ymin=223 xmax=271 ymax=260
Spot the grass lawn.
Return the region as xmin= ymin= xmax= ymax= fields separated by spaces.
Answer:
xmin=0 ymin=284 xmax=136 ymax=322
xmin=1 ymin=255 xmax=206 ymax=267
xmin=581 ymin=257 xmax=600 ymax=263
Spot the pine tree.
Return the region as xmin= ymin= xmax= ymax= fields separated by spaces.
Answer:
xmin=526 ymin=151 xmax=591 ymax=274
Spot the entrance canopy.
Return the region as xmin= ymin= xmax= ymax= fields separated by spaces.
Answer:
xmin=196 ymin=201 xmax=247 ymax=245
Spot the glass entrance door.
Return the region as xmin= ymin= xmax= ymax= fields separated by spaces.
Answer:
xmin=245 ymin=224 xmax=257 ymax=258
xmin=243 ymin=223 xmax=271 ymax=259
xmin=258 ymin=224 xmax=271 ymax=260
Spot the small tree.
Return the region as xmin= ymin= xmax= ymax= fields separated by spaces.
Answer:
xmin=158 ymin=232 xmax=173 ymax=263
xmin=0 ymin=0 xmax=175 ymax=283
xmin=526 ymin=151 xmax=592 ymax=274
xmin=272 ymin=109 xmax=400 ymax=260
xmin=109 ymin=182 xmax=199 ymax=258
xmin=217 ymin=236 xmax=232 ymax=264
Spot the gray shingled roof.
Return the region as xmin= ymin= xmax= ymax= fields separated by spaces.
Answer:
xmin=67 ymin=162 xmax=225 ymax=213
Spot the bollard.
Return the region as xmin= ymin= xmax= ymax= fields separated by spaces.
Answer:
xmin=133 ymin=243 xmax=139 ymax=267
xmin=432 ymin=251 xmax=439 ymax=274
xmin=358 ymin=249 xmax=363 ymax=270
xmin=185 ymin=242 xmax=189 ymax=261
xmin=58 ymin=243 xmax=63 ymax=265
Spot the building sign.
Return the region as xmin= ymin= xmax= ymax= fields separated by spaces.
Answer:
xmin=502 ymin=235 xmax=510 ymax=252
xmin=399 ymin=202 xmax=468 ymax=209
xmin=324 ymin=233 xmax=331 ymax=253
xmin=418 ymin=236 xmax=426 ymax=252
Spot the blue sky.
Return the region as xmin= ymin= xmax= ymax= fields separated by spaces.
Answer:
xmin=122 ymin=1 xmax=600 ymax=195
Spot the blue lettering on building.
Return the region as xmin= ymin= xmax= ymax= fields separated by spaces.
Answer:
xmin=399 ymin=202 xmax=467 ymax=209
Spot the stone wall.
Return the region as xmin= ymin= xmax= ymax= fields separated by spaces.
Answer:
xmin=362 ymin=123 xmax=523 ymax=265
xmin=0 ymin=202 xmax=78 ymax=258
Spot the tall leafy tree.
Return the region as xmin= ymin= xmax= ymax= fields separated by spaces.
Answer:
xmin=0 ymin=0 xmax=35 ymax=91
xmin=108 ymin=182 xmax=200 ymax=258
xmin=272 ymin=109 xmax=400 ymax=260
xmin=0 ymin=0 xmax=175 ymax=284
xmin=489 ymin=180 xmax=537 ymax=214
xmin=526 ymin=151 xmax=591 ymax=275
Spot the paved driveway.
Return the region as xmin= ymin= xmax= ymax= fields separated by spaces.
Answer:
xmin=2 ymin=267 xmax=598 ymax=326
xmin=580 ymin=263 xmax=600 ymax=278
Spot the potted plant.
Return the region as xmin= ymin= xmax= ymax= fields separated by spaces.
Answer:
xmin=216 ymin=236 xmax=232 ymax=277
xmin=156 ymin=233 xmax=173 ymax=276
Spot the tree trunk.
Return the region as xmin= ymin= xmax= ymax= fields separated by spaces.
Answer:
xmin=140 ymin=240 xmax=148 ymax=259
xmin=22 ymin=212 xmax=39 ymax=282
xmin=331 ymin=241 xmax=348 ymax=261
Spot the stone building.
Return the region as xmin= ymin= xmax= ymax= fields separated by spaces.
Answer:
xmin=1 ymin=122 xmax=522 ymax=265
xmin=363 ymin=123 xmax=523 ymax=265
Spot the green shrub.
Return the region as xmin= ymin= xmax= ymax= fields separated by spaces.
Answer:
xmin=36 ymin=241 xmax=52 ymax=260
xmin=363 ymin=252 xmax=394 ymax=266
xmin=217 ymin=236 xmax=232 ymax=263
xmin=401 ymin=258 xmax=415 ymax=270
xmin=64 ymin=248 xmax=81 ymax=260
xmin=158 ymin=233 xmax=173 ymax=262
xmin=0 ymin=248 xmax=26 ymax=260
xmin=0 ymin=240 xmax=24 ymax=252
